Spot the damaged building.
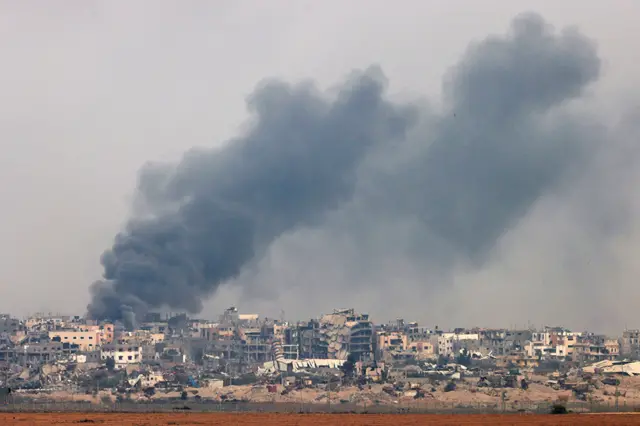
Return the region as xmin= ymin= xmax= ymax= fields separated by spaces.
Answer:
xmin=299 ymin=309 xmax=373 ymax=361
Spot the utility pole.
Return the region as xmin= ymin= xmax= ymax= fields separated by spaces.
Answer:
xmin=327 ymin=376 xmax=331 ymax=413
xmin=616 ymin=363 xmax=624 ymax=412
xmin=615 ymin=380 xmax=619 ymax=411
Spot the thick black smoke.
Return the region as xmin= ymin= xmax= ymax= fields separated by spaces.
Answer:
xmin=88 ymin=12 xmax=601 ymax=324
xmin=87 ymin=67 xmax=416 ymax=324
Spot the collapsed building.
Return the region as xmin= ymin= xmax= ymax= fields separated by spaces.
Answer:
xmin=291 ymin=309 xmax=373 ymax=361
xmin=260 ymin=339 xmax=346 ymax=375
xmin=257 ymin=309 xmax=373 ymax=376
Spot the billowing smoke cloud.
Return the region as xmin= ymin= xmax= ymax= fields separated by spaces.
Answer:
xmin=365 ymin=13 xmax=600 ymax=262
xmin=87 ymin=67 xmax=417 ymax=324
xmin=89 ymin=12 xmax=614 ymax=327
xmin=418 ymin=14 xmax=599 ymax=258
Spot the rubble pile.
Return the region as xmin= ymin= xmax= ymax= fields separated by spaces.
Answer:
xmin=3 ymin=311 xmax=640 ymax=410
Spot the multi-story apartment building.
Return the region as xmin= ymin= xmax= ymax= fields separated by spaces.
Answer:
xmin=101 ymin=343 xmax=143 ymax=369
xmin=48 ymin=330 xmax=100 ymax=351
xmin=377 ymin=331 xmax=408 ymax=352
xmin=621 ymin=330 xmax=640 ymax=358
xmin=293 ymin=309 xmax=373 ymax=361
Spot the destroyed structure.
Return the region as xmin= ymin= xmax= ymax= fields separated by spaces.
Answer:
xmin=2 ymin=307 xmax=640 ymax=410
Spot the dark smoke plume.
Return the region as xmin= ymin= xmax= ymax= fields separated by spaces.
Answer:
xmin=88 ymin=12 xmax=601 ymax=325
xmin=382 ymin=12 xmax=600 ymax=260
xmin=87 ymin=67 xmax=416 ymax=324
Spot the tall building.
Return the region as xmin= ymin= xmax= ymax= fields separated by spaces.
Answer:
xmin=319 ymin=309 xmax=373 ymax=360
xmin=621 ymin=330 xmax=640 ymax=358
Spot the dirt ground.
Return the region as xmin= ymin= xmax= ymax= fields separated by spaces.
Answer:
xmin=3 ymin=413 xmax=640 ymax=425
xmin=18 ymin=375 xmax=640 ymax=409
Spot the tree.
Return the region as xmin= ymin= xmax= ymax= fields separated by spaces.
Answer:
xmin=380 ymin=368 xmax=389 ymax=383
xmin=455 ymin=349 xmax=472 ymax=367
xmin=437 ymin=354 xmax=449 ymax=366
xmin=105 ymin=357 xmax=115 ymax=372
xmin=444 ymin=381 xmax=456 ymax=392
xmin=174 ymin=372 xmax=189 ymax=385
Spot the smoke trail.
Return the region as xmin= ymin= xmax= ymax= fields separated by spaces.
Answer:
xmin=88 ymin=12 xmax=603 ymax=324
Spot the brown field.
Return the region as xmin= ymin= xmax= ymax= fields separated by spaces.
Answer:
xmin=3 ymin=413 xmax=640 ymax=425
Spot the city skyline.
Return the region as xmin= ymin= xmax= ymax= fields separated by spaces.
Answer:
xmin=1 ymin=307 xmax=633 ymax=339
xmin=1 ymin=3 xmax=640 ymax=335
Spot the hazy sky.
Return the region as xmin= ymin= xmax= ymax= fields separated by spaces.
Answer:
xmin=1 ymin=1 xmax=639 ymax=333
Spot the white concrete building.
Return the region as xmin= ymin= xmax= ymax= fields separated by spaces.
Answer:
xmin=101 ymin=343 xmax=142 ymax=369
xmin=437 ymin=335 xmax=454 ymax=357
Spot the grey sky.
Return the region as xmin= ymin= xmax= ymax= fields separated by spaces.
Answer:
xmin=1 ymin=1 xmax=639 ymax=333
